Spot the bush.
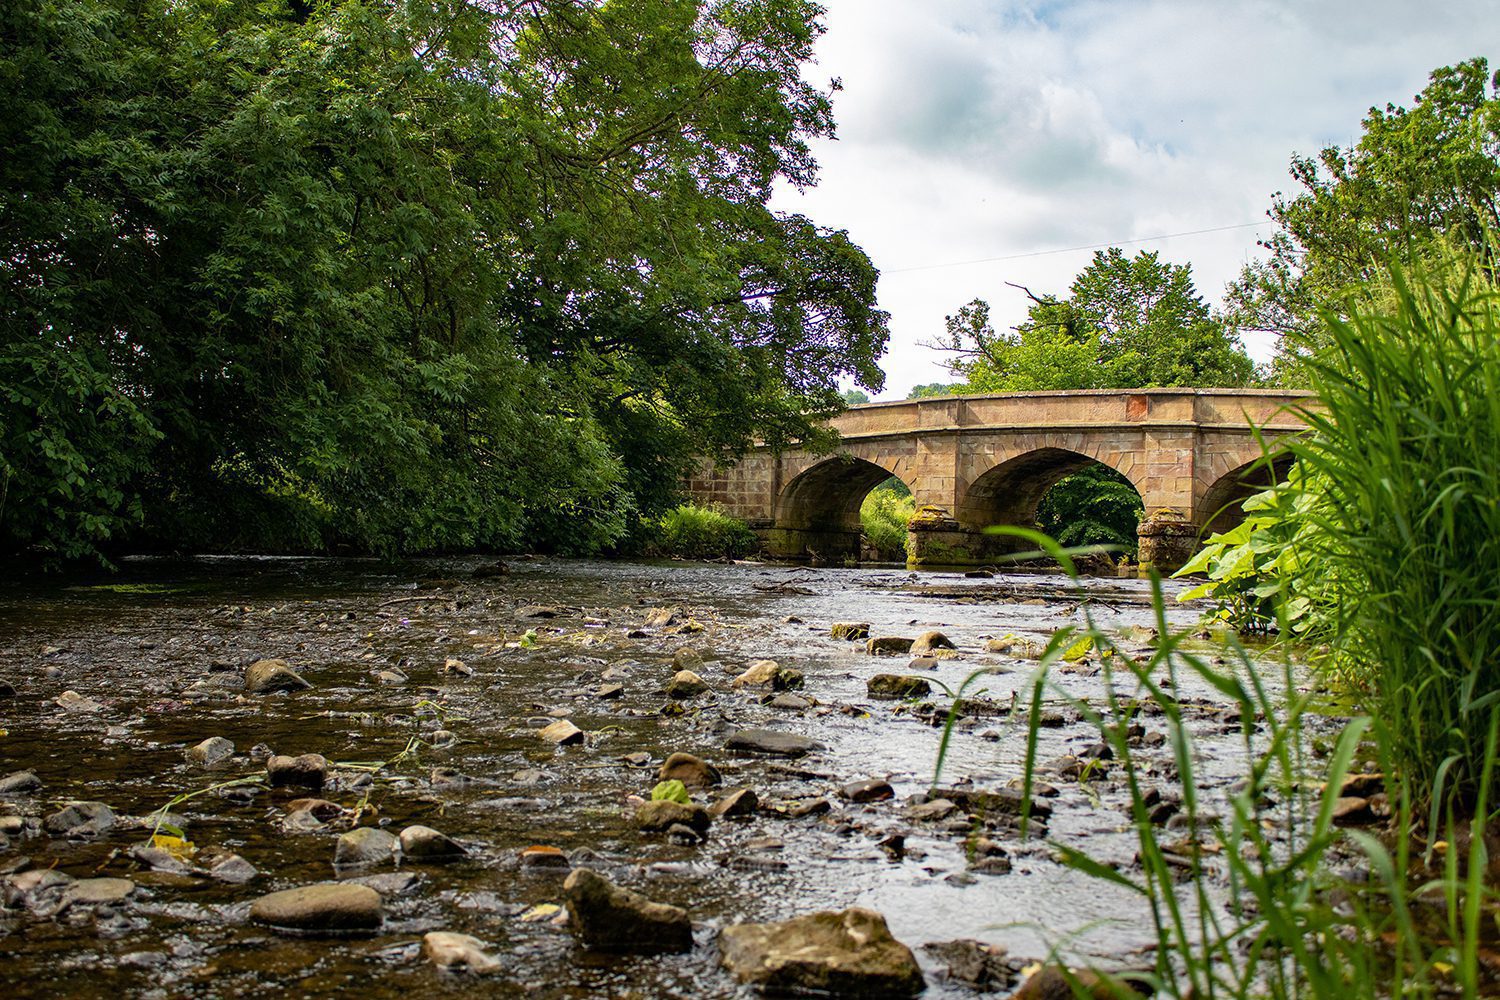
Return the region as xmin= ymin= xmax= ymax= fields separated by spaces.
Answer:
xmin=860 ymin=480 xmax=913 ymax=560
xmin=644 ymin=504 xmax=759 ymax=560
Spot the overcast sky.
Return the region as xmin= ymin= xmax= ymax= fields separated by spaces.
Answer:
xmin=771 ymin=0 xmax=1500 ymax=398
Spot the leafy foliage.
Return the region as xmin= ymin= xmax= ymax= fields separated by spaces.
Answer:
xmin=644 ymin=504 xmax=759 ymax=560
xmin=0 ymin=0 xmax=888 ymax=564
xmin=1034 ymin=464 xmax=1143 ymax=554
xmin=938 ymin=249 xmax=1257 ymax=391
xmin=859 ymin=479 xmax=914 ymax=560
xmin=1227 ymin=58 xmax=1500 ymax=383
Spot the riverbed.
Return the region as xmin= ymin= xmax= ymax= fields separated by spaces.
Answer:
xmin=0 ymin=556 xmax=1326 ymax=997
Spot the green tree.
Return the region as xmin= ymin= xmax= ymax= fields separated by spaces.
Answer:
xmin=840 ymin=389 xmax=871 ymax=405
xmin=906 ymin=382 xmax=958 ymax=398
xmin=1227 ymin=57 xmax=1500 ymax=382
xmin=0 ymin=0 xmax=888 ymax=564
xmin=938 ymin=249 xmax=1256 ymax=391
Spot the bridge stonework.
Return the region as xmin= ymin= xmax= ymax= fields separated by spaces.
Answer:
xmin=685 ymin=389 xmax=1310 ymax=574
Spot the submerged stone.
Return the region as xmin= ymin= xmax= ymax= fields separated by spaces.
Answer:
xmin=250 ymin=883 xmax=383 ymax=932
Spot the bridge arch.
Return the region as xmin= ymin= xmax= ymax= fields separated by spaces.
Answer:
xmin=1199 ymin=454 xmax=1295 ymax=536
xmin=769 ymin=454 xmax=913 ymax=562
xmin=956 ymin=446 xmax=1146 ymax=537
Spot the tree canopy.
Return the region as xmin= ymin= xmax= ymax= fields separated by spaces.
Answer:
xmin=0 ymin=0 xmax=888 ymax=563
xmin=936 ymin=249 xmax=1256 ymax=392
xmin=1226 ymin=57 xmax=1500 ymax=381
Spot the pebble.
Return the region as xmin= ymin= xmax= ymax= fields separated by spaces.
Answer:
xmin=243 ymin=659 xmax=312 ymax=694
xmin=187 ymin=737 xmax=235 ymax=766
xmin=249 ymin=883 xmax=383 ymax=932
xmin=334 ymin=827 xmax=398 ymax=867
xmin=423 ymin=931 xmax=501 ymax=973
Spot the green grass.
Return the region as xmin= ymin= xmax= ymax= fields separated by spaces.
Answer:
xmin=861 ymin=478 xmax=914 ymax=560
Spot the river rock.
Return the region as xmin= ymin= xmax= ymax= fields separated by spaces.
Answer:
xmin=831 ymin=622 xmax=871 ymax=641
xmin=711 ymin=788 xmax=759 ymax=818
xmin=285 ymin=798 xmax=344 ymax=822
xmin=423 ymin=931 xmax=501 ymax=973
xmin=658 ymin=752 xmax=721 ymax=788
xmin=562 ymin=868 xmax=692 ymax=953
xmin=63 ymin=877 xmax=136 ymax=907
xmin=905 ymin=798 xmax=957 ymax=822
xmin=922 ymin=939 xmax=1017 ymax=991
xmin=907 ymin=656 xmax=939 ymax=671
xmin=910 ymin=631 xmax=957 ymax=655
xmin=866 ymin=637 xmax=915 ymax=656
xmin=0 ymin=770 xmax=43 ymax=794
xmin=267 ymin=753 xmax=329 ymax=791
xmin=55 ymin=689 xmax=105 ymax=713
xmin=671 ymin=647 xmax=704 ymax=671
xmin=667 ymin=670 xmax=709 ymax=699
xmin=1013 ymin=965 xmax=1123 ymax=999
xmin=644 ymin=607 xmax=679 ymax=628
xmin=399 ymin=825 xmax=466 ymax=861
xmin=768 ymin=693 xmax=812 ymax=710
xmin=718 ymin=907 xmax=925 ymax=997
xmin=3 ymin=869 xmax=73 ymax=909
xmin=187 ymin=737 xmax=235 ymax=766
xmin=249 ymin=883 xmax=383 ymax=932
xmin=43 ymin=801 xmax=115 ymax=838
xmin=840 ymin=779 xmax=894 ymax=803
xmin=539 ymin=719 xmax=585 ymax=746
xmin=866 ymin=674 xmax=931 ymax=700
xmin=244 ymin=658 xmax=312 ymax=694
xmin=519 ymin=845 xmax=570 ymax=869
xmin=209 ymin=852 xmax=259 ymax=884
xmin=334 ymin=826 xmax=398 ymax=866
xmin=635 ymin=800 xmax=711 ymax=835
xmin=732 ymin=660 xmax=780 ymax=688
xmin=725 ymin=729 xmax=822 ymax=758
xmin=443 ymin=657 xmax=473 ymax=676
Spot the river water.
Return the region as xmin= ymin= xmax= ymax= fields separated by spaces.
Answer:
xmin=0 ymin=556 xmax=1324 ymax=997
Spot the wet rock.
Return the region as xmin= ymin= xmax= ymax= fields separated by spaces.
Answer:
xmin=249 ymin=883 xmax=383 ymax=932
xmin=866 ymin=637 xmax=915 ymax=656
xmin=187 ymin=737 xmax=235 ymax=766
xmin=831 ymin=622 xmax=871 ymax=641
xmin=595 ymin=682 xmax=624 ymax=700
xmin=539 ymin=719 xmax=585 ymax=746
xmin=710 ymin=788 xmax=759 ymax=818
xmin=0 ymin=770 xmax=43 ymax=795
xmin=866 ymin=674 xmax=931 ymax=700
xmin=3 ymin=869 xmax=72 ymax=909
xmin=209 ymin=853 xmax=258 ymax=884
xmin=841 ymin=779 xmax=894 ymax=803
xmin=43 ymin=801 xmax=115 ymax=838
xmin=334 ymin=827 xmax=398 ymax=867
xmin=399 ymin=825 xmax=466 ymax=861
xmin=667 ymin=670 xmax=709 ymax=699
xmin=376 ymin=669 xmax=407 ymax=686
xmin=285 ymin=798 xmax=344 ymax=822
xmin=718 ymin=907 xmax=925 ymax=997
xmin=345 ymin=871 xmax=420 ymax=896
xmin=244 ymin=658 xmax=312 ymax=694
xmin=63 ymin=877 xmax=136 ymax=907
xmin=671 ymin=647 xmax=704 ymax=671
xmin=429 ymin=729 xmax=456 ymax=747
xmin=519 ymin=845 xmax=570 ymax=869
xmin=732 ymin=660 xmax=781 ymax=688
xmin=776 ymin=667 xmax=806 ymax=690
xmin=922 ymin=939 xmax=1017 ymax=990
xmin=928 ymin=785 xmax=1052 ymax=820
xmin=785 ymin=797 xmax=831 ymax=819
xmin=128 ymin=845 xmax=195 ymax=875
xmin=768 ymin=693 xmax=812 ymax=710
xmin=267 ymin=753 xmax=329 ymax=791
xmin=424 ymin=931 xmax=501 ymax=973
xmin=635 ymin=800 xmax=711 ymax=836
xmin=658 ymin=752 xmax=721 ymax=788
xmin=644 ymin=607 xmax=679 ymax=628
xmin=667 ymin=823 xmax=702 ymax=845
xmin=905 ymin=798 xmax=957 ymax=823
xmin=983 ymin=637 xmax=1021 ymax=655
xmin=55 ymin=690 xmax=105 ymax=713
xmin=1339 ymin=772 xmax=1385 ymax=798
xmin=907 ymin=656 xmax=939 ymax=671
xmin=910 ymin=631 xmax=957 ymax=655
xmin=725 ymin=729 xmax=822 ymax=758
xmin=443 ymin=657 xmax=473 ymax=676
xmin=563 ymin=868 xmax=692 ymax=953
xmin=1331 ymin=796 xmax=1377 ymax=827
xmin=1013 ymin=965 xmax=1126 ymax=999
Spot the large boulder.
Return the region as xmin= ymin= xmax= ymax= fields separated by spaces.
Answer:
xmin=719 ymin=907 xmax=925 ymax=997
xmin=244 ymin=659 xmax=312 ymax=694
xmin=562 ymin=868 xmax=692 ymax=953
xmin=249 ymin=883 xmax=383 ymax=932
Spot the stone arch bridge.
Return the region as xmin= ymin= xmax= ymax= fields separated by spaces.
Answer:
xmin=686 ymin=389 xmax=1311 ymax=573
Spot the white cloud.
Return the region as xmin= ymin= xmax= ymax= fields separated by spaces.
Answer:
xmin=773 ymin=0 xmax=1500 ymax=396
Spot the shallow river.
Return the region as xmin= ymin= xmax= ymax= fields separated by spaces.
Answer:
xmin=0 ymin=556 xmax=1324 ymax=998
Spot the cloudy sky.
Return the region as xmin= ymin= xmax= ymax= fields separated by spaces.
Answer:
xmin=771 ymin=0 xmax=1500 ymax=398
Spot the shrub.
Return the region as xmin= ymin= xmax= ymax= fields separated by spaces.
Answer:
xmin=644 ymin=504 xmax=758 ymax=560
xmin=860 ymin=481 xmax=913 ymax=560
